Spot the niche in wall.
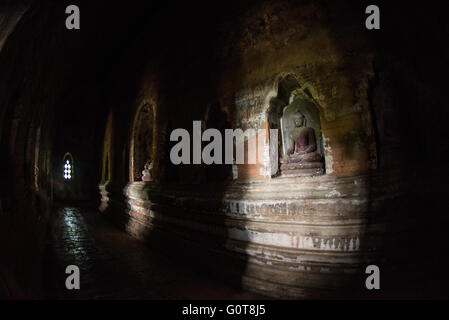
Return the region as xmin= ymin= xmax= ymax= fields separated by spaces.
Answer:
xmin=130 ymin=103 xmax=154 ymax=182
xmin=267 ymin=75 xmax=325 ymax=177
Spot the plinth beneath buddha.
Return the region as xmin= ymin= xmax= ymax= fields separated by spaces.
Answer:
xmin=280 ymin=161 xmax=324 ymax=177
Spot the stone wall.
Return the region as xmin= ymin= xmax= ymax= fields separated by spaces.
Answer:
xmin=0 ymin=2 xmax=53 ymax=297
xmin=0 ymin=1 xmax=148 ymax=297
xmin=98 ymin=0 xmax=449 ymax=297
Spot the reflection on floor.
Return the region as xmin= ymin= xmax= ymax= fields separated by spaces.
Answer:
xmin=43 ymin=205 xmax=262 ymax=299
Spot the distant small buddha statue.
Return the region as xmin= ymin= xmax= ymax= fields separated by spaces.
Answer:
xmin=280 ymin=111 xmax=323 ymax=176
xmin=141 ymin=159 xmax=153 ymax=181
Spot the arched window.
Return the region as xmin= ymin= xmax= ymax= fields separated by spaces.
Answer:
xmin=63 ymin=153 xmax=74 ymax=180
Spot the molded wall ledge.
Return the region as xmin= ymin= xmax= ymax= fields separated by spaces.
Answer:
xmin=99 ymin=170 xmax=422 ymax=298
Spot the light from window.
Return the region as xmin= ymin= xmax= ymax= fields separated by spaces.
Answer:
xmin=64 ymin=160 xmax=72 ymax=180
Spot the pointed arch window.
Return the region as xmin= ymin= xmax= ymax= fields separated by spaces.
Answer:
xmin=63 ymin=153 xmax=74 ymax=180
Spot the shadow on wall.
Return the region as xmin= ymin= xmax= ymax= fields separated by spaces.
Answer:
xmin=101 ymin=91 xmax=253 ymax=295
xmin=97 ymin=1 xmax=255 ymax=296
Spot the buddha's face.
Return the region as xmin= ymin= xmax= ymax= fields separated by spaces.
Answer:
xmin=293 ymin=114 xmax=305 ymax=127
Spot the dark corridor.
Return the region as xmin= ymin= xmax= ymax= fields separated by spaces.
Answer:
xmin=1 ymin=0 xmax=448 ymax=304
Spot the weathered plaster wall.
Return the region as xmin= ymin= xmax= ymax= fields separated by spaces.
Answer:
xmin=98 ymin=0 xmax=449 ymax=298
xmin=0 ymin=2 xmax=57 ymax=298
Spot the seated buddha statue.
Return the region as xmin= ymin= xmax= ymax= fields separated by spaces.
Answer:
xmin=280 ymin=111 xmax=323 ymax=176
xmin=141 ymin=159 xmax=153 ymax=181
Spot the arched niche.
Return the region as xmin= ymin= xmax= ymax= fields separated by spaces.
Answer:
xmin=204 ymin=102 xmax=232 ymax=182
xmin=130 ymin=102 xmax=155 ymax=182
xmin=267 ymin=74 xmax=325 ymax=177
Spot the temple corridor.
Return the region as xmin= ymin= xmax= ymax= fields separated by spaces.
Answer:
xmin=43 ymin=205 xmax=260 ymax=299
xmin=1 ymin=1 xmax=448 ymax=300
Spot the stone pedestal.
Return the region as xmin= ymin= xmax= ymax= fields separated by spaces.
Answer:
xmin=280 ymin=161 xmax=324 ymax=177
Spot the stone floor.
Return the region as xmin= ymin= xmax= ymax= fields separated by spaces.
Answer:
xmin=43 ymin=204 xmax=263 ymax=300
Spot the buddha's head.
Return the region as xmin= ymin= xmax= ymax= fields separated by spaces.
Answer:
xmin=292 ymin=111 xmax=305 ymax=127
